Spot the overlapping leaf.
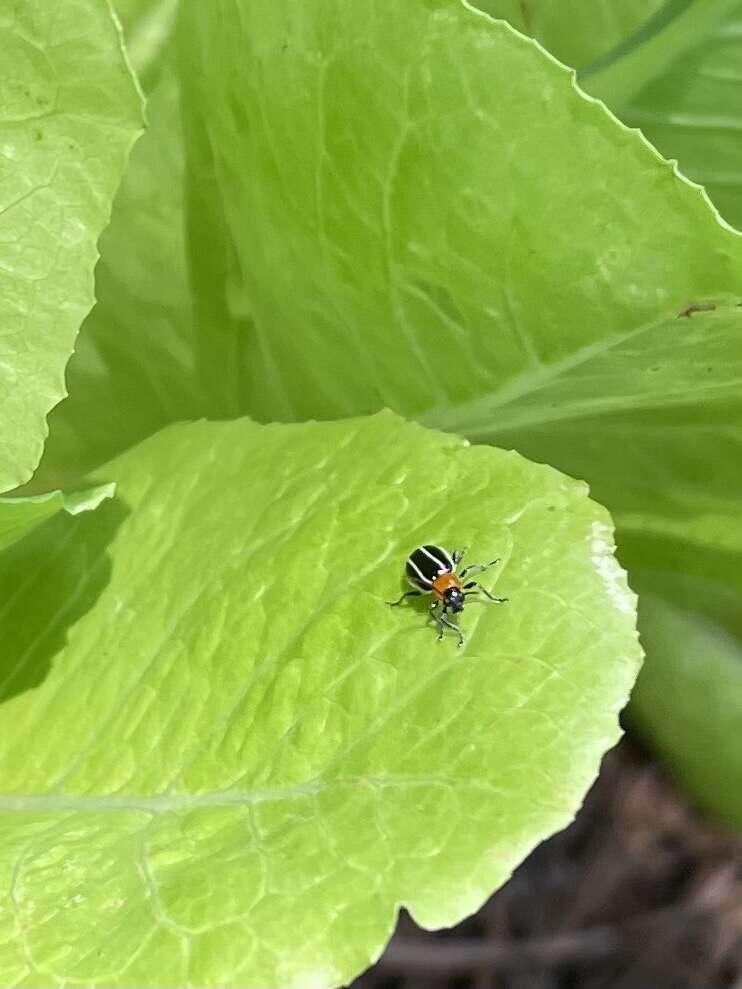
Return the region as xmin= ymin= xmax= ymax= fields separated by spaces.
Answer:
xmin=176 ymin=0 xmax=742 ymax=429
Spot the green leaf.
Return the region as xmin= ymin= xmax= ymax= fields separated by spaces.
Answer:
xmin=581 ymin=0 xmax=742 ymax=106
xmin=618 ymin=2 xmax=742 ymax=231
xmin=0 ymin=483 xmax=113 ymax=553
xmin=472 ymin=0 xmax=664 ymax=69
xmin=0 ymin=413 xmax=641 ymax=987
xmin=176 ymin=0 xmax=742 ymax=428
xmin=35 ymin=0 xmax=742 ymax=479
xmin=629 ymin=594 xmax=742 ymax=825
xmin=473 ymin=1 xmax=742 ymax=231
xmin=0 ymin=0 xmax=143 ymax=493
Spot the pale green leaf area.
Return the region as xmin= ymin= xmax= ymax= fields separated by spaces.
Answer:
xmin=0 ymin=482 xmax=113 ymax=553
xmin=0 ymin=414 xmax=641 ymax=987
xmin=628 ymin=594 xmax=742 ymax=825
xmin=0 ymin=1 xmax=143 ymax=493
xmin=177 ymin=0 xmax=742 ymax=430
xmin=473 ymin=0 xmax=664 ymax=70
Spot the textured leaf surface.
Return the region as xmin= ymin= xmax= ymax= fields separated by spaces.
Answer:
xmin=0 ymin=483 xmax=113 ymax=553
xmin=0 ymin=413 xmax=641 ymax=987
xmin=0 ymin=1 xmax=143 ymax=493
xmin=31 ymin=0 xmax=193 ymax=490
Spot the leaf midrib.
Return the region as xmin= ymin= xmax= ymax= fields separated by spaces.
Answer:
xmin=419 ymin=305 xmax=738 ymax=436
xmin=0 ymin=775 xmax=508 ymax=814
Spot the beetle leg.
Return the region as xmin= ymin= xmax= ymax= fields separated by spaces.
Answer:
xmin=464 ymin=580 xmax=507 ymax=603
xmin=429 ymin=600 xmax=445 ymax=640
xmin=452 ymin=547 xmax=467 ymax=567
xmin=388 ymin=590 xmax=423 ymax=607
xmin=436 ymin=605 xmax=465 ymax=647
xmin=460 ymin=558 xmax=500 ymax=580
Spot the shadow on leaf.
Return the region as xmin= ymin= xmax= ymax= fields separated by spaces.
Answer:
xmin=0 ymin=497 xmax=126 ymax=703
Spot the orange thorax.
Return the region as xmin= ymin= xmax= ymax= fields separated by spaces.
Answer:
xmin=431 ymin=571 xmax=461 ymax=601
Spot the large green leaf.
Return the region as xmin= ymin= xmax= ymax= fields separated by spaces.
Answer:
xmin=0 ymin=0 xmax=143 ymax=493
xmin=36 ymin=0 xmax=742 ymax=474
xmin=32 ymin=0 xmax=238 ymax=491
xmin=176 ymin=0 xmax=742 ymax=428
xmin=0 ymin=413 xmax=641 ymax=987
xmin=468 ymin=2 xmax=742 ymax=826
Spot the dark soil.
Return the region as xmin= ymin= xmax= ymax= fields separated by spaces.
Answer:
xmin=352 ymin=739 xmax=742 ymax=989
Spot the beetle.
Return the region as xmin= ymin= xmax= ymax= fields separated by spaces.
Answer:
xmin=388 ymin=544 xmax=507 ymax=646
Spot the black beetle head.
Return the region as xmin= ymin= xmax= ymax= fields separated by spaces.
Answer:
xmin=444 ymin=586 xmax=465 ymax=613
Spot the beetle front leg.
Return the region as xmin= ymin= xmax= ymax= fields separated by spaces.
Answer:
xmin=464 ymin=580 xmax=507 ymax=603
xmin=437 ymin=606 xmax=465 ymax=647
xmin=460 ymin=558 xmax=500 ymax=581
xmin=452 ymin=547 xmax=467 ymax=567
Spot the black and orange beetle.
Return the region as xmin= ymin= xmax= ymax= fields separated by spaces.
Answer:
xmin=388 ymin=544 xmax=507 ymax=646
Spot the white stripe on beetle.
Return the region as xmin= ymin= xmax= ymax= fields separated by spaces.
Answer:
xmin=419 ymin=545 xmax=451 ymax=572
xmin=407 ymin=556 xmax=433 ymax=586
